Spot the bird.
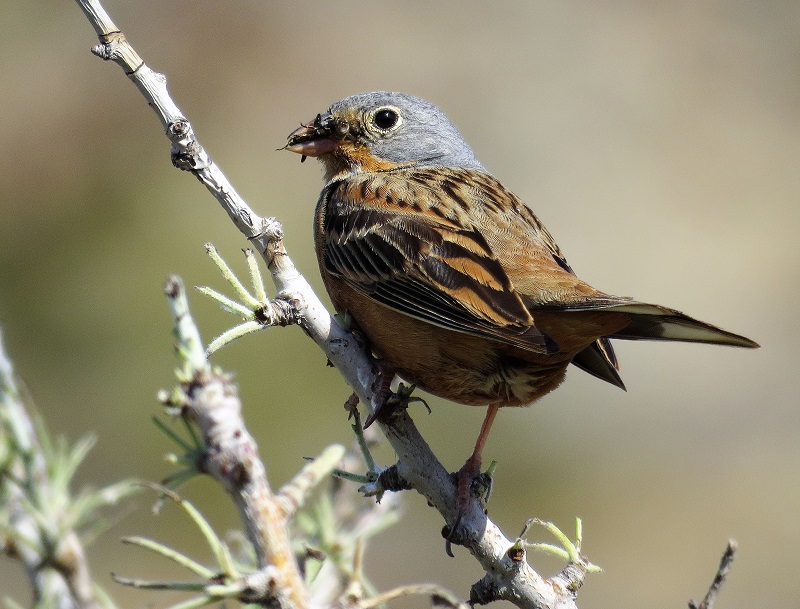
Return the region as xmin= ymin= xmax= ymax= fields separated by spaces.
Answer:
xmin=283 ymin=91 xmax=758 ymax=528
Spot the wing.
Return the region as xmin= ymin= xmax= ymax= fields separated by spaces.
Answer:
xmin=316 ymin=168 xmax=559 ymax=354
xmin=438 ymin=169 xmax=627 ymax=381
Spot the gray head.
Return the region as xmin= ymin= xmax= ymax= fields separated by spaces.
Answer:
xmin=284 ymin=91 xmax=484 ymax=179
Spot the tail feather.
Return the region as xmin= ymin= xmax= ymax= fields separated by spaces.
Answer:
xmin=597 ymin=302 xmax=759 ymax=348
xmin=545 ymin=299 xmax=757 ymax=388
xmin=571 ymin=338 xmax=626 ymax=390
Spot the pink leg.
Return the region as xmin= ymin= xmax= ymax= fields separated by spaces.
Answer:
xmin=448 ymin=403 xmax=500 ymax=554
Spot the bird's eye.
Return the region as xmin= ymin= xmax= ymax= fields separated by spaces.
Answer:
xmin=372 ymin=108 xmax=400 ymax=131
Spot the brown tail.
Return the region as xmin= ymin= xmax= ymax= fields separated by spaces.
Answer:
xmin=598 ymin=302 xmax=759 ymax=348
xmin=572 ymin=337 xmax=626 ymax=389
xmin=567 ymin=301 xmax=758 ymax=388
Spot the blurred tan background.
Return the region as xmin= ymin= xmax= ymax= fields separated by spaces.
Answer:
xmin=1 ymin=1 xmax=798 ymax=607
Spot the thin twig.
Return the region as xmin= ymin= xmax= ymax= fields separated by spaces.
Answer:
xmin=163 ymin=277 xmax=308 ymax=609
xmin=74 ymin=2 xmax=584 ymax=606
xmin=361 ymin=583 xmax=468 ymax=609
xmin=0 ymin=330 xmax=105 ymax=609
xmin=688 ymin=540 xmax=738 ymax=609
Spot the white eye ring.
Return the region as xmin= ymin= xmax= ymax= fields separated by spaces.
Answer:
xmin=369 ymin=106 xmax=402 ymax=133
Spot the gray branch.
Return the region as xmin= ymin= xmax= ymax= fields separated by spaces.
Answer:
xmin=688 ymin=541 xmax=737 ymax=609
xmin=73 ymin=1 xmax=592 ymax=606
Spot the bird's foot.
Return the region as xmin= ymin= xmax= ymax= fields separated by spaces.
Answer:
xmin=444 ymin=459 xmax=495 ymax=557
xmin=388 ymin=382 xmax=430 ymax=414
xmin=364 ymin=376 xmax=429 ymax=428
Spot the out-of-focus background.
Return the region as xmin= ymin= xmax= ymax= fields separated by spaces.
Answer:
xmin=1 ymin=1 xmax=797 ymax=607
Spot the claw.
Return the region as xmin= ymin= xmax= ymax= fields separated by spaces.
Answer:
xmin=365 ymin=381 xmax=426 ymax=428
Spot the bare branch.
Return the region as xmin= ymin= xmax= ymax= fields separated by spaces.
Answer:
xmin=278 ymin=445 xmax=347 ymax=519
xmin=688 ymin=540 xmax=737 ymax=609
xmin=75 ymin=2 xmax=589 ymax=606
xmin=359 ymin=583 xmax=468 ymax=609
xmin=163 ymin=276 xmax=310 ymax=609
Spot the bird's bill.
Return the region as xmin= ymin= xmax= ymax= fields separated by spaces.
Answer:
xmin=284 ymin=111 xmax=349 ymax=158
xmin=284 ymin=122 xmax=340 ymax=157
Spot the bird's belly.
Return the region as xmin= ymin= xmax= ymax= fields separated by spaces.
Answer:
xmin=329 ymin=284 xmax=570 ymax=406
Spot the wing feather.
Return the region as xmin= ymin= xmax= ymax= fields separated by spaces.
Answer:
xmin=318 ymin=169 xmax=560 ymax=353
